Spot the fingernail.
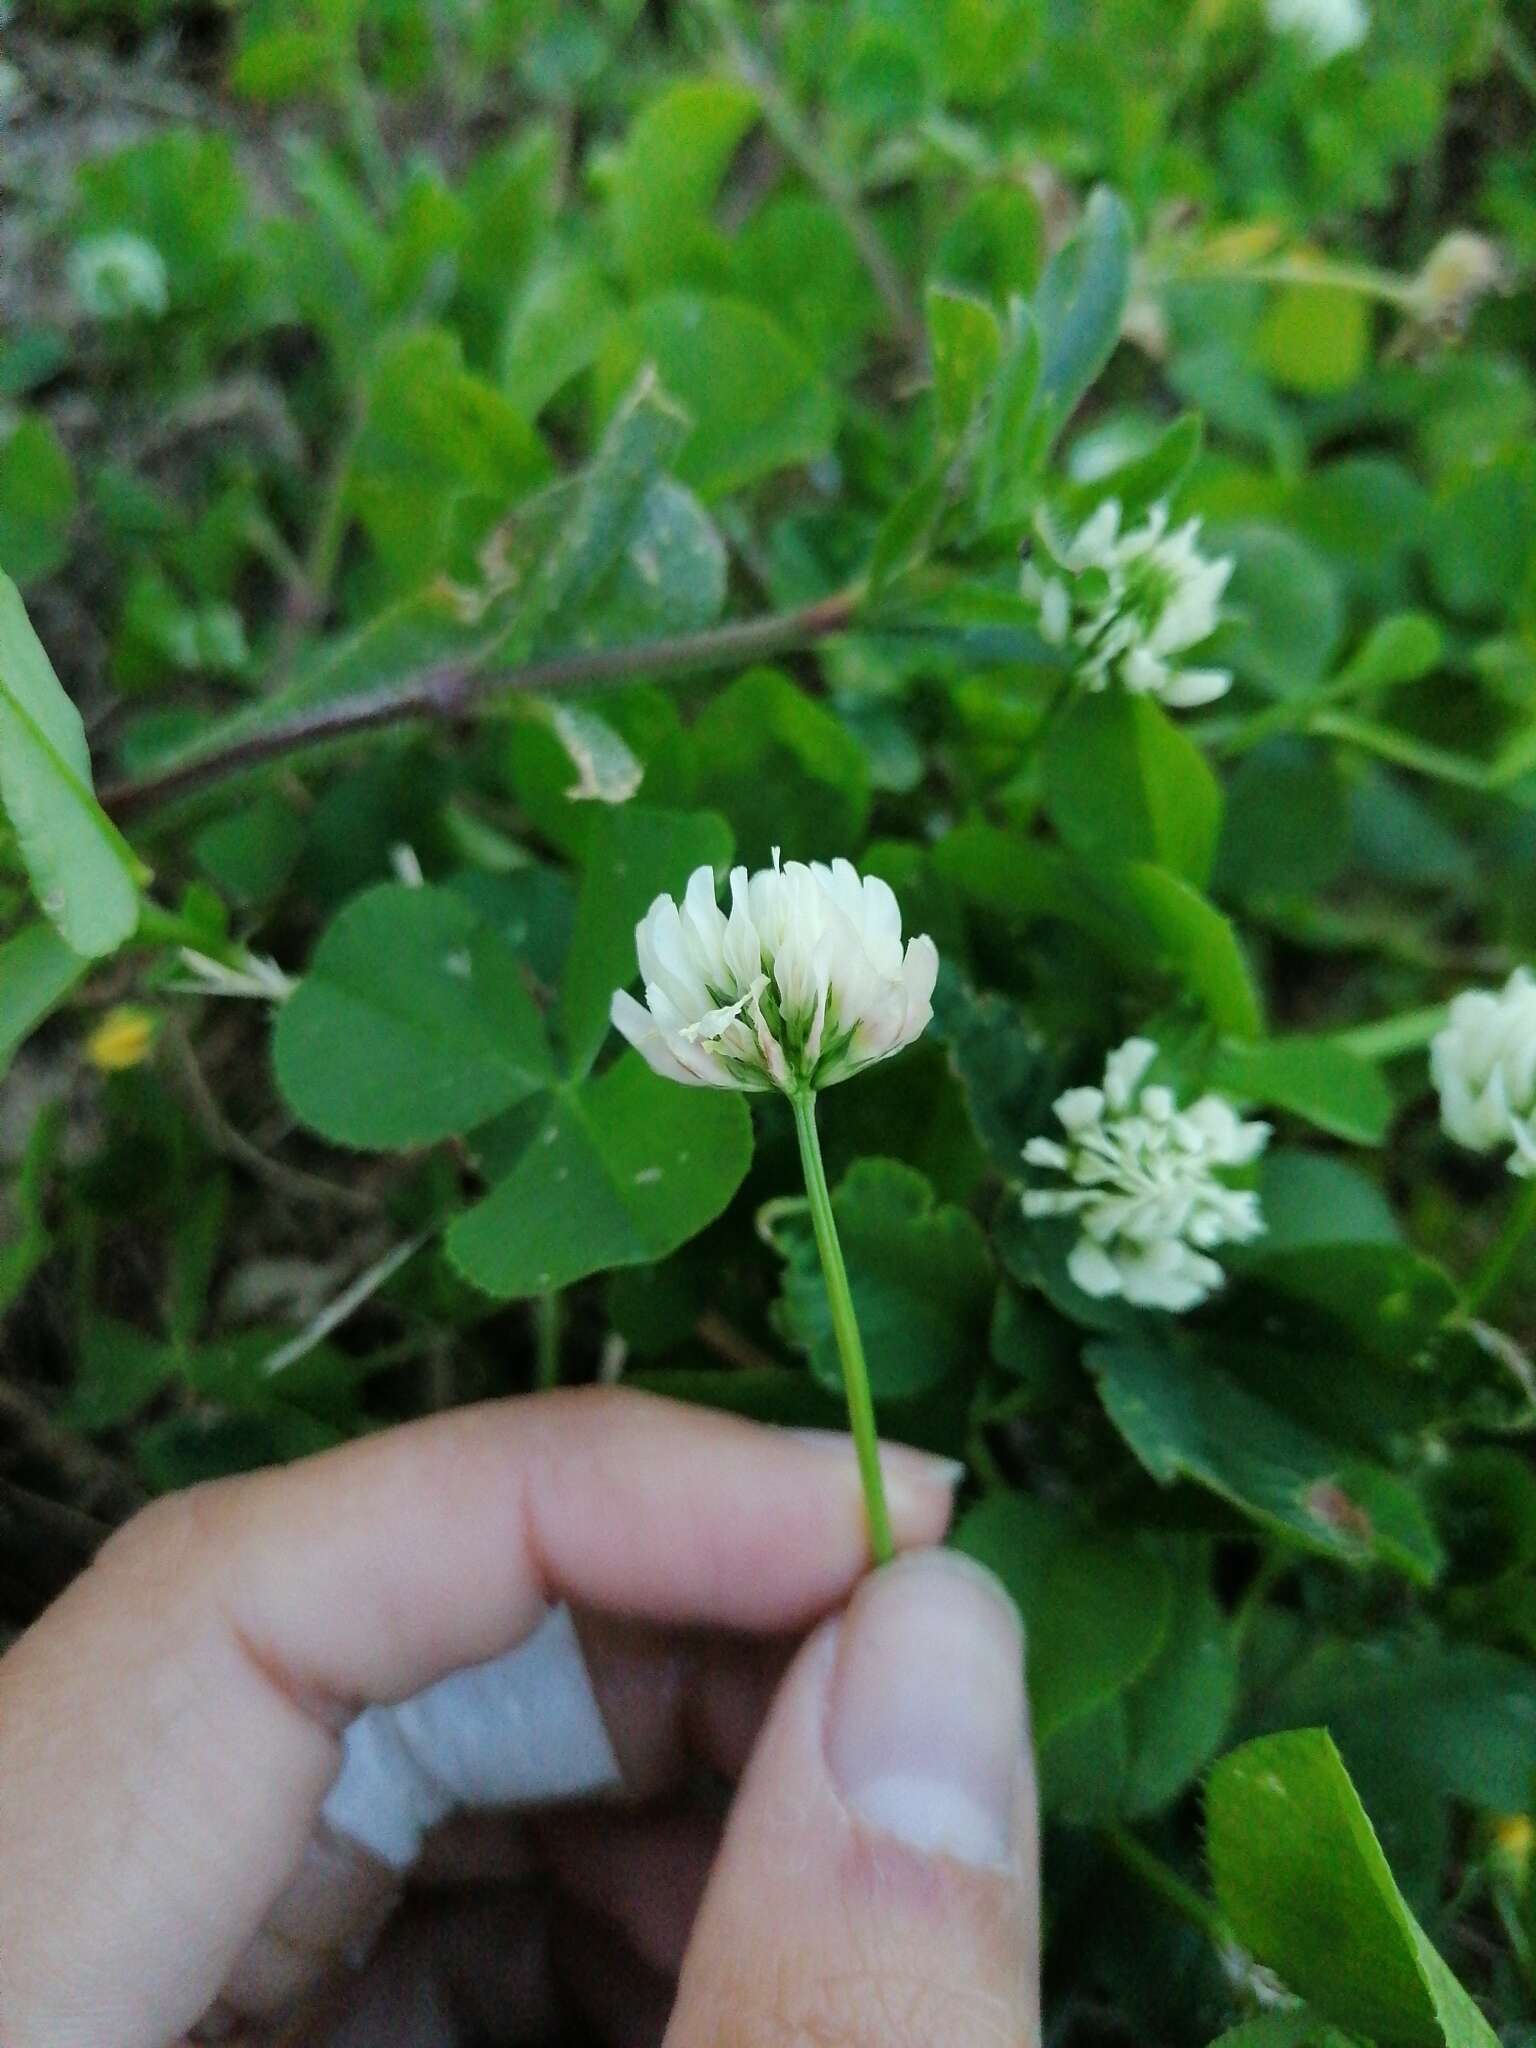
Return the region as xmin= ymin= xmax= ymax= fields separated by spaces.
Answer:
xmin=785 ymin=1428 xmax=967 ymax=1495
xmin=826 ymin=1550 xmax=1025 ymax=1870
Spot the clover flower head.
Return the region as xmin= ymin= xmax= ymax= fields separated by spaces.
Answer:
xmin=1264 ymin=0 xmax=1369 ymax=63
xmin=1022 ymin=499 xmax=1234 ymax=710
xmin=67 ymin=232 xmax=170 ymax=322
xmin=1408 ymin=231 xmax=1505 ymax=336
xmin=1022 ymin=1037 xmax=1270 ymax=1313
xmin=1431 ymin=968 xmax=1536 ymax=1177
xmin=610 ymin=853 xmax=938 ymax=1095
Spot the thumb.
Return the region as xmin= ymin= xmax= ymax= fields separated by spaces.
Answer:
xmin=666 ymin=1548 xmax=1040 ymax=2048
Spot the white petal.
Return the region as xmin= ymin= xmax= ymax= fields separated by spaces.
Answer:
xmin=610 ymin=990 xmax=712 ymax=1087
xmin=1068 ymin=1236 xmax=1127 ymax=1298
xmin=1159 ymin=666 xmax=1231 ymax=708
xmin=1103 ymin=1038 xmax=1158 ymax=1111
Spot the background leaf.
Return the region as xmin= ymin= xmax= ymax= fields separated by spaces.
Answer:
xmin=1207 ymin=1731 xmax=1499 ymax=2048
xmin=273 ymin=882 xmax=554 ymax=1149
xmin=446 ymin=1052 xmax=753 ymax=1299
xmin=0 ymin=574 xmax=141 ymax=955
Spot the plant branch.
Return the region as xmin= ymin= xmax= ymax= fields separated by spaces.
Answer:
xmin=101 ymin=589 xmax=861 ymax=823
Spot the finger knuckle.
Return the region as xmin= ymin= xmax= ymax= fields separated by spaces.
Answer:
xmin=92 ymin=1479 xmax=234 ymax=1591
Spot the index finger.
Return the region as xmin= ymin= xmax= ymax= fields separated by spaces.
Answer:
xmin=0 ymin=1389 xmax=956 ymax=2048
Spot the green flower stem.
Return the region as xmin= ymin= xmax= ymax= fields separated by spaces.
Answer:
xmin=789 ymin=1088 xmax=895 ymax=1567
xmin=134 ymin=901 xmax=247 ymax=970
xmin=533 ymin=1290 xmax=563 ymax=1390
xmin=1464 ymin=1175 xmax=1536 ymax=1318
xmin=1102 ymin=1825 xmax=1233 ymax=1952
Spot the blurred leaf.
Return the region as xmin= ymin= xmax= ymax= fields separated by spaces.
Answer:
xmin=136 ymin=1409 xmax=344 ymax=1491
xmin=559 ymin=803 xmax=733 ymax=1079
xmin=1207 ymin=1731 xmax=1498 ymax=2047
xmin=689 ymin=668 xmax=870 ymax=868
xmin=932 ymin=975 xmax=1060 ymax=1178
xmin=735 ymin=197 xmax=880 ymax=366
xmin=927 ymin=284 xmax=1002 ymax=443
xmin=1120 ymin=1557 xmax=1238 ymax=1817
xmin=0 ymin=573 xmax=142 ymax=956
xmin=1032 ymin=186 xmax=1133 ymax=436
xmin=1043 ymin=692 xmax=1223 ymax=887
xmin=193 ymin=794 xmax=303 ymax=906
xmin=0 ymin=922 xmax=89 ymax=1079
xmin=956 ymin=1491 xmax=1173 ymax=1743
xmin=348 ymin=327 xmax=551 ymax=583
xmin=1216 ymin=741 xmax=1352 ymax=901
xmin=1088 ymin=1334 xmax=1443 ymax=1580
xmin=1086 ymin=860 xmax=1264 ymax=1038
xmin=606 ymin=78 xmax=758 ymax=290
xmin=1219 ymin=527 xmax=1345 ymax=698
xmin=1059 ymin=413 xmax=1203 ymax=526
xmin=273 ymin=882 xmax=555 ymax=1148
xmin=776 ymin=1157 xmax=992 ymax=1400
xmin=0 ymin=417 xmax=76 ymax=586
xmin=1210 ymin=1036 xmax=1394 ymax=1145
xmin=500 ymin=254 xmax=616 ymax=417
xmin=937 ymin=183 xmax=1043 ymax=304
xmin=0 ymin=1103 xmax=63 ymax=1314
xmin=596 ymin=291 xmax=836 ymax=499
xmin=1254 ymin=283 xmax=1372 ymax=396
xmin=446 ymin=1052 xmax=753 ymax=1298
xmin=1426 ymin=461 xmax=1536 ymax=622
xmin=530 ymin=701 xmax=643 ymax=804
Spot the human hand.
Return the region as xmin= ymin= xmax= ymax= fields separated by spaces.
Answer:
xmin=0 ymin=1388 xmax=1040 ymax=2046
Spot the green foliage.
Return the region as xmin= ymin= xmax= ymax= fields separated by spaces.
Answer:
xmin=273 ymin=882 xmax=554 ymax=1149
xmin=774 ymin=1157 xmax=992 ymax=1398
xmin=0 ymin=575 xmax=141 ymax=956
xmin=446 ymin=1055 xmax=754 ymax=1299
xmin=4 ymin=2 xmax=1536 ymax=2035
xmin=1207 ymin=1732 xmax=1499 ymax=2047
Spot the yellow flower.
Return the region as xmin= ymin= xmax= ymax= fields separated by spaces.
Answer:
xmin=85 ymin=1006 xmax=157 ymax=1073
xmin=1491 ymin=1814 xmax=1535 ymax=1883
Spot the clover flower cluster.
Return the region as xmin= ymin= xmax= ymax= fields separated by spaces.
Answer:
xmin=610 ymin=855 xmax=938 ymax=1096
xmin=1022 ymin=1038 xmax=1270 ymax=1313
xmin=67 ymin=233 xmax=170 ymax=322
xmin=1264 ymin=0 xmax=1369 ymax=62
xmin=1022 ymin=500 xmax=1235 ymax=710
xmin=1432 ymin=969 xmax=1536 ymax=1178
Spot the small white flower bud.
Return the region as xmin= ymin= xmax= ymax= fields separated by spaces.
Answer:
xmin=1023 ymin=1037 xmax=1270 ymax=1313
xmin=1407 ymin=231 xmax=1505 ymax=336
xmin=1264 ymin=0 xmax=1369 ymax=63
xmin=610 ymin=853 xmax=938 ymax=1095
xmin=1431 ymin=969 xmax=1536 ymax=1177
xmin=67 ymin=232 xmax=170 ymax=322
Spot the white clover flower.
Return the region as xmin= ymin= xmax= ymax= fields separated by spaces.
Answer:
xmin=1407 ymin=230 xmax=1505 ymax=336
xmin=1022 ymin=499 xmax=1235 ymax=709
xmin=67 ymin=233 xmax=170 ymax=322
xmin=610 ymin=853 xmax=938 ymax=1095
xmin=1431 ymin=969 xmax=1536 ymax=1177
xmin=1022 ymin=1037 xmax=1270 ymax=1313
xmin=1265 ymin=0 xmax=1369 ymax=63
